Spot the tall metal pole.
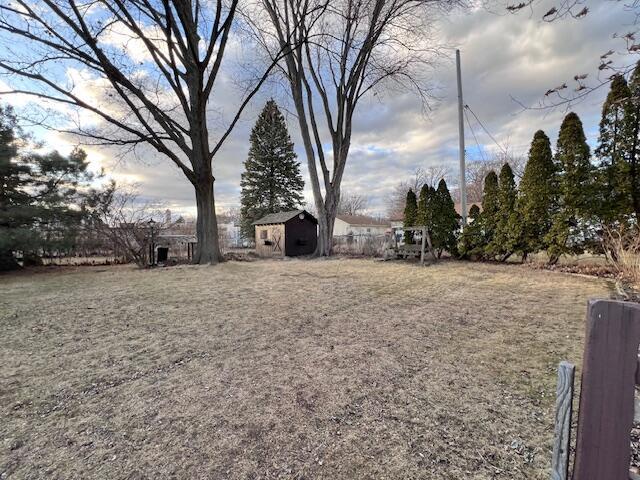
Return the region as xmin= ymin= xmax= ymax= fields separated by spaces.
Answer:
xmin=456 ymin=49 xmax=467 ymax=227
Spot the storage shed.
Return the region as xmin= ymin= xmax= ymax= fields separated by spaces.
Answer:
xmin=252 ymin=210 xmax=317 ymax=257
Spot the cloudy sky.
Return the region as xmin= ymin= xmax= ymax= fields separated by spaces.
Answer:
xmin=5 ymin=0 xmax=635 ymax=218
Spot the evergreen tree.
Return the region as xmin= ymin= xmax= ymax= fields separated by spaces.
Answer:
xmin=478 ymin=170 xmax=499 ymax=256
xmin=417 ymin=184 xmax=435 ymax=232
xmin=0 ymin=105 xmax=95 ymax=270
xmin=240 ymin=100 xmax=304 ymax=239
xmin=595 ymin=74 xmax=633 ymax=222
xmin=458 ymin=204 xmax=483 ymax=259
xmin=430 ymin=179 xmax=459 ymax=257
xmin=546 ymin=112 xmax=593 ymax=263
xmin=517 ymin=130 xmax=557 ymax=258
xmin=487 ymin=163 xmax=518 ymax=261
xmin=624 ymin=61 xmax=640 ymax=220
xmin=403 ymin=188 xmax=418 ymax=244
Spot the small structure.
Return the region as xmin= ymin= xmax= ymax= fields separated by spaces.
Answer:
xmin=253 ymin=210 xmax=317 ymax=258
xmin=384 ymin=225 xmax=435 ymax=265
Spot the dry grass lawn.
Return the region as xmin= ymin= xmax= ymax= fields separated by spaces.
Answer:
xmin=0 ymin=258 xmax=610 ymax=479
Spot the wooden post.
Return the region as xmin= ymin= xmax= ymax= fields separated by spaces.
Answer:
xmin=551 ymin=361 xmax=575 ymax=480
xmin=420 ymin=227 xmax=426 ymax=266
xmin=572 ymin=299 xmax=640 ymax=480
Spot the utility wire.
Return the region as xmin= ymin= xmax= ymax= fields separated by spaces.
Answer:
xmin=463 ymin=108 xmax=487 ymax=164
xmin=464 ymin=105 xmax=509 ymax=157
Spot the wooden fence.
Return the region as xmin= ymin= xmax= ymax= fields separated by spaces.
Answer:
xmin=551 ymin=299 xmax=640 ymax=480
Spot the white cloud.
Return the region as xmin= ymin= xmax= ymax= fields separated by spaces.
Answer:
xmin=3 ymin=0 xmax=633 ymax=217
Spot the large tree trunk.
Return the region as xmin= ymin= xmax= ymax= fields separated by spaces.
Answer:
xmin=193 ymin=175 xmax=223 ymax=265
xmin=315 ymin=189 xmax=338 ymax=257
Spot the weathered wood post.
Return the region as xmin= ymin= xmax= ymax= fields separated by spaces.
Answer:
xmin=572 ymin=299 xmax=640 ymax=480
xmin=551 ymin=361 xmax=575 ymax=480
xmin=420 ymin=227 xmax=426 ymax=266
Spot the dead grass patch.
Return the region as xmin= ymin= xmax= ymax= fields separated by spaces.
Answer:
xmin=0 ymin=259 xmax=609 ymax=479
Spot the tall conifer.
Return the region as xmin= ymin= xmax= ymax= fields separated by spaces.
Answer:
xmin=546 ymin=112 xmax=593 ymax=262
xmin=403 ymin=188 xmax=418 ymax=244
xmin=431 ymin=179 xmax=459 ymax=257
xmin=595 ymin=75 xmax=632 ymax=222
xmin=240 ymin=100 xmax=304 ymax=238
xmin=479 ymin=171 xmax=499 ymax=255
xmin=624 ymin=62 xmax=640 ymax=220
xmin=517 ymin=130 xmax=557 ymax=257
xmin=487 ymin=163 xmax=517 ymax=261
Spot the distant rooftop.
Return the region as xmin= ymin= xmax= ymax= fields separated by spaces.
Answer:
xmin=335 ymin=214 xmax=390 ymax=227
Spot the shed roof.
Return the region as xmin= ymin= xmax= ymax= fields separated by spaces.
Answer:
xmin=253 ymin=209 xmax=316 ymax=225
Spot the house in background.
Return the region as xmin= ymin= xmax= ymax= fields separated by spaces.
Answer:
xmin=253 ymin=210 xmax=317 ymax=258
xmin=333 ymin=214 xmax=390 ymax=237
xmin=217 ymin=214 xmax=245 ymax=248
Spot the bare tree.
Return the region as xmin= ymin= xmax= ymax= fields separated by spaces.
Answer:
xmin=386 ymin=165 xmax=451 ymax=218
xmin=506 ymin=0 xmax=640 ymax=109
xmin=459 ymin=154 xmax=525 ymax=203
xmin=0 ymin=1 xmax=287 ymax=264
xmin=251 ymin=0 xmax=463 ymax=255
xmin=87 ymin=182 xmax=165 ymax=267
xmin=337 ymin=191 xmax=369 ymax=215
xmin=464 ymin=160 xmax=499 ymax=203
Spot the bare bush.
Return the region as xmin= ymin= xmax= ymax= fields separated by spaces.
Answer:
xmin=88 ymin=184 xmax=165 ymax=267
xmin=603 ymin=225 xmax=640 ymax=289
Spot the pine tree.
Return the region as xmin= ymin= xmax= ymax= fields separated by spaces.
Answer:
xmin=403 ymin=188 xmax=418 ymax=244
xmin=0 ymin=105 xmax=95 ymax=270
xmin=431 ymin=179 xmax=459 ymax=257
xmin=458 ymin=204 xmax=483 ymax=259
xmin=478 ymin=170 xmax=499 ymax=257
xmin=624 ymin=61 xmax=640 ymax=220
xmin=546 ymin=112 xmax=593 ymax=263
xmin=240 ymin=100 xmax=304 ymax=239
xmin=517 ymin=130 xmax=557 ymax=258
xmin=487 ymin=163 xmax=518 ymax=261
xmin=595 ymin=74 xmax=633 ymax=222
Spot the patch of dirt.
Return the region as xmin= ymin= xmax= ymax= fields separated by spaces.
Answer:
xmin=525 ymin=261 xmax=618 ymax=280
xmin=0 ymin=259 xmax=608 ymax=479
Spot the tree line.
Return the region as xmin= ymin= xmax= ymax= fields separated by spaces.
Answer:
xmin=0 ymin=106 xmax=103 ymax=270
xmin=404 ymin=63 xmax=640 ymax=264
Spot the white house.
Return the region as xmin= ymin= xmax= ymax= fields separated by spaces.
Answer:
xmin=333 ymin=214 xmax=390 ymax=237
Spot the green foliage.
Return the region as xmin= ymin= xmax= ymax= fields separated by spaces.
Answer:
xmin=516 ymin=130 xmax=557 ymax=257
xmin=403 ymin=188 xmax=418 ymax=244
xmin=487 ymin=163 xmax=518 ymax=260
xmin=478 ymin=170 xmax=499 ymax=254
xmin=417 ymin=184 xmax=435 ymax=231
xmin=595 ymin=74 xmax=633 ymax=222
xmin=240 ymin=100 xmax=304 ymax=239
xmin=430 ymin=179 xmax=459 ymax=257
xmin=458 ymin=204 xmax=483 ymax=259
xmin=0 ymin=105 xmax=95 ymax=270
xmin=624 ymin=62 xmax=640 ymax=220
xmin=545 ymin=112 xmax=593 ymax=262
